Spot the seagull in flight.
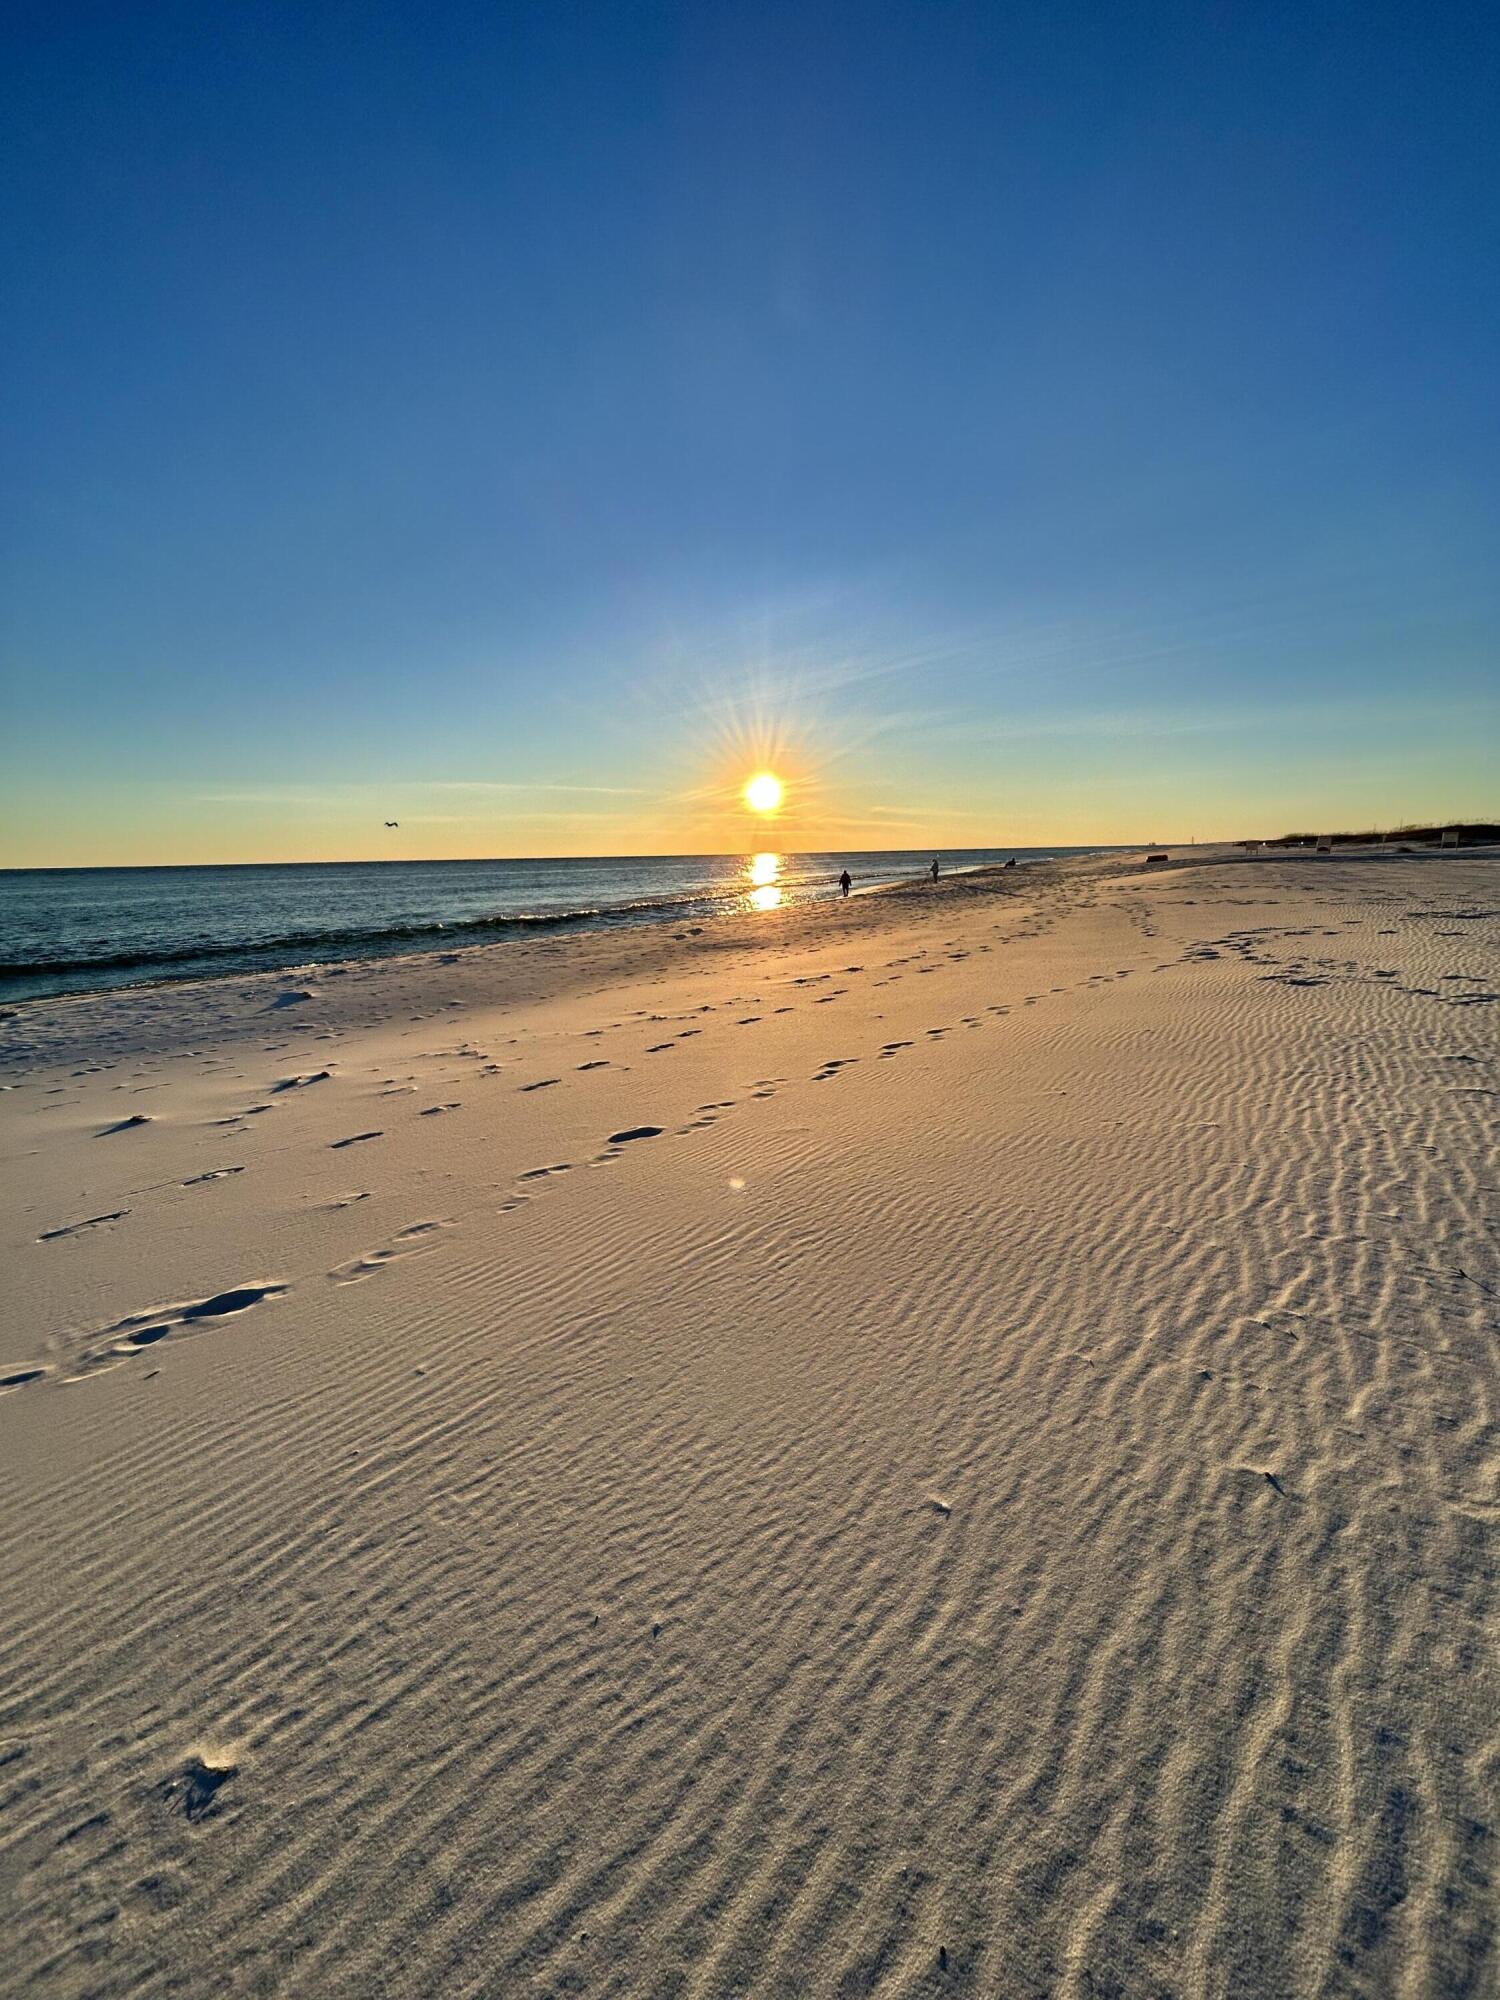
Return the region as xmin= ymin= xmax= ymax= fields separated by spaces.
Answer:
xmin=384 ymin=820 xmax=399 ymax=828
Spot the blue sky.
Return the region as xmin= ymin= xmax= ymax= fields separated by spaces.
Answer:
xmin=2 ymin=0 xmax=1496 ymax=862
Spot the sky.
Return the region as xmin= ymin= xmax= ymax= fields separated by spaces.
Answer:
xmin=2 ymin=0 xmax=1496 ymax=865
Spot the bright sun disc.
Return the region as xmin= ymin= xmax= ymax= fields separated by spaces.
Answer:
xmin=744 ymin=772 xmax=783 ymax=813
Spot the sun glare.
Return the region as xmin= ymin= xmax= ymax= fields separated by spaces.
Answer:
xmin=744 ymin=771 xmax=784 ymax=814
xmin=746 ymin=851 xmax=782 ymax=910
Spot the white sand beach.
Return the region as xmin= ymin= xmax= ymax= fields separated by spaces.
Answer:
xmin=1 ymin=848 xmax=1496 ymax=1997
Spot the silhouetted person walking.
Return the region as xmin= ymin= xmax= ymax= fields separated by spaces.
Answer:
xmin=929 ymin=858 xmax=940 ymax=882
xmin=839 ymin=869 xmax=852 ymax=898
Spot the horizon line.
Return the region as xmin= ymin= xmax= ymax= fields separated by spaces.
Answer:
xmin=4 ymin=817 xmax=1497 ymax=874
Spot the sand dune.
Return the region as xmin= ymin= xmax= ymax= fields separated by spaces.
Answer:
xmin=1 ymin=850 xmax=1496 ymax=1996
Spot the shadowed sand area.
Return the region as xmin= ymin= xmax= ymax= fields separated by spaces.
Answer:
xmin=0 ymin=848 xmax=1496 ymax=1997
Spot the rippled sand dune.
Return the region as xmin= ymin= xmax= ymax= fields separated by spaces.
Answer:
xmin=1 ymin=850 xmax=1495 ymax=1997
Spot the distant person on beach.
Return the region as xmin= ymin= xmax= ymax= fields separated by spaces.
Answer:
xmin=839 ymin=869 xmax=852 ymax=898
xmin=930 ymin=858 xmax=940 ymax=882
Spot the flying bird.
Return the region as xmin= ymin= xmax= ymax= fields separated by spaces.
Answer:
xmin=384 ymin=820 xmax=399 ymax=828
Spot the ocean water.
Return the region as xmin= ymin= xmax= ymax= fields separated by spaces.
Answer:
xmin=0 ymin=850 xmax=1096 ymax=1004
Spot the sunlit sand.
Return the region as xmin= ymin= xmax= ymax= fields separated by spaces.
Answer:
xmin=1 ymin=846 xmax=1496 ymax=1995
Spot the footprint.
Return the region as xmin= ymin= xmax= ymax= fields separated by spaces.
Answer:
xmin=52 ymin=1284 xmax=292 ymax=1378
xmin=181 ymin=1166 xmax=246 ymax=1185
xmin=330 ymin=1250 xmax=398 ymax=1283
xmin=577 ymin=1060 xmax=610 ymax=1071
xmin=117 ymin=1323 xmax=173 ymax=1351
xmin=879 ymin=1042 xmax=913 ymax=1057
xmin=99 ymin=1114 xmax=152 ymax=1135
xmin=181 ymin=1285 xmax=287 ymax=1322
xmin=420 ymin=1103 xmax=461 ymax=1116
xmin=330 ymin=1220 xmax=453 ymax=1281
xmin=39 ymin=1210 xmax=130 ymax=1241
xmin=330 ymin=1131 xmax=383 ymax=1148
xmin=2 ymin=1365 xmax=51 ymax=1392
xmin=607 ymin=1126 xmax=663 ymax=1144
xmin=272 ymin=1070 xmax=332 ymax=1092
xmin=520 ymin=1079 xmax=560 ymax=1092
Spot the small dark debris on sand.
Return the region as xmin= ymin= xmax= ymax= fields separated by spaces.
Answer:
xmin=159 ymin=1755 xmax=238 ymax=1823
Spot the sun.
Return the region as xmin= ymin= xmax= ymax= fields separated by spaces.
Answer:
xmin=743 ymin=771 xmax=784 ymax=814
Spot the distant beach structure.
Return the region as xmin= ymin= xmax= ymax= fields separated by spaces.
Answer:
xmin=1269 ymin=823 xmax=1497 ymax=849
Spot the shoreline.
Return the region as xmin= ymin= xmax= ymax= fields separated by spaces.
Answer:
xmin=4 ymin=840 xmax=1494 ymax=1067
xmin=1 ymin=848 xmax=1099 ymax=1072
xmin=7 ymin=837 xmax=1492 ymax=1021
xmin=0 ymin=848 xmax=1092 ymax=1013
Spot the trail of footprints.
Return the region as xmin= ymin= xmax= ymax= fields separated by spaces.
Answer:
xmin=25 ymin=873 xmax=1441 ymax=1397
xmin=19 ymin=915 xmax=1106 ymax=1379
xmin=485 ymin=931 xmax=1133 ymax=1218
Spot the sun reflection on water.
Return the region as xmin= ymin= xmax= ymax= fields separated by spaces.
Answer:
xmin=747 ymin=852 xmax=782 ymax=911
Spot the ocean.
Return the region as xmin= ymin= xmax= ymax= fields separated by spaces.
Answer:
xmin=0 ymin=850 xmax=1098 ymax=1005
